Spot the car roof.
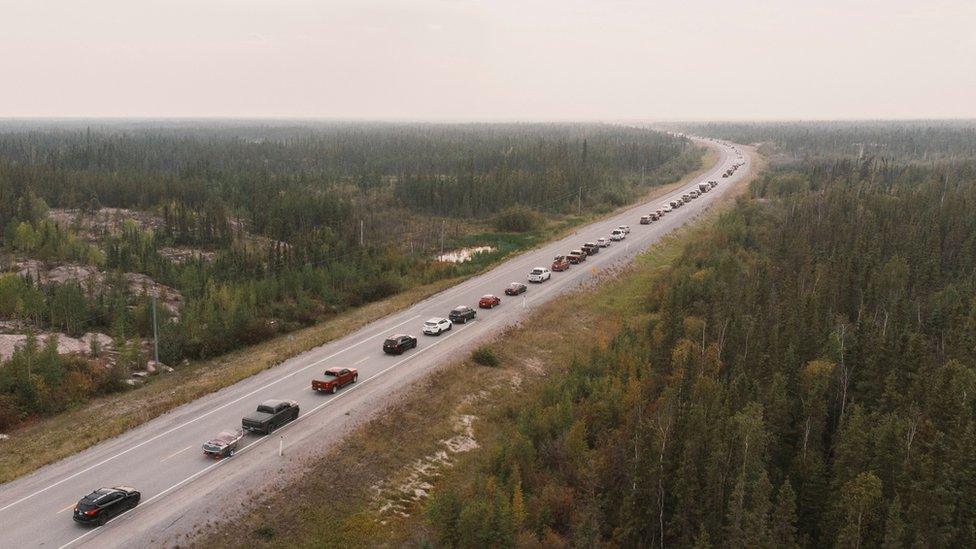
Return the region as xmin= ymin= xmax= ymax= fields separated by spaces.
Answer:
xmin=389 ymin=333 xmax=408 ymax=339
xmin=453 ymin=305 xmax=471 ymax=310
xmin=261 ymin=399 xmax=286 ymax=408
xmin=482 ymin=294 xmax=495 ymax=298
xmin=425 ymin=317 xmax=446 ymax=323
xmin=325 ymin=367 xmax=346 ymax=373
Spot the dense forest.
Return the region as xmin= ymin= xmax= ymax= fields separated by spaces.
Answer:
xmin=0 ymin=122 xmax=698 ymax=429
xmin=426 ymin=136 xmax=976 ymax=547
xmin=675 ymin=120 xmax=976 ymax=161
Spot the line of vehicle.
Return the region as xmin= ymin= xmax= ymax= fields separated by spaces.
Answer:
xmin=56 ymin=320 xmax=482 ymax=549
xmin=0 ymin=313 xmax=422 ymax=514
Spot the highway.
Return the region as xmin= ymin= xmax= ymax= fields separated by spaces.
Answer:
xmin=0 ymin=137 xmax=751 ymax=548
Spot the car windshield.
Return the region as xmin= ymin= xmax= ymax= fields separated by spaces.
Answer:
xmin=384 ymin=339 xmax=397 ymax=345
xmin=324 ymin=371 xmax=338 ymax=377
xmin=531 ymin=270 xmax=542 ymax=274
xmin=424 ymin=321 xmax=437 ymax=326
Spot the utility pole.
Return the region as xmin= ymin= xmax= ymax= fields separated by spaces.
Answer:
xmin=440 ymin=220 xmax=446 ymax=256
xmin=151 ymin=295 xmax=160 ymax=364
xmin=359 ymin=219 xmax=364 ymax=247
xmin=641 ymin=165 xmax=645 ymax=186
xmin=578 ymin=187 xmax=582 ymax=216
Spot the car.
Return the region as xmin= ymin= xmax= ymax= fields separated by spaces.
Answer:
xmin=551 ymin=255 xmax=570 ymax=271
xmin=618 ymin=225 xmax=631 ymax=234
xmin=656 ymin=209 xmax=664 ymax=217
xmin=682 ymin=194 xmax=691 ymax=203
xmin=610 ymin=229 xmax=625 ymax=241
xmin=73 ymin=486 xmax=141 ymax=526
xmin=690 ymin=190 xmax=699 ymax=198
xmin=479 ymin=294 xmax=501 ymax=308
xmin=669 ymin=200 xmax=679 ymax=209
xmin=640 ymin=215 xmax=652 ymax=224
xmin=567 ymin=250 xmax=586 ymax=264
xmin=242 ymin=399 xmax=300 ymax=434
xmin=582 ymin=242 xmax=599 ymax=255
xmin=383 ymin=334 xmax=418 ymax=354
xmin=203 ymin=429 xmax=244 ymax=459
xmin=528 ymin=267 xmax=551 ymax=283
xmin=449 ymin=305 xmax=477 ymax=324
xmin=597 ymin=237 xmax=610 ymax=247
xmin=710 ymin=180 xmax=718 ymax=188
xmin=650 ymin=212 xmax=660 ymax=221
xmin=662 ymin=204 xmax=673 ymax=213
xmin=423 ymin=317 xmax=452 ymax=335
xmin=312 ymin=367 xmax=358 ymax=392
xmin=505 ymin=282 xmax=527 ymax=295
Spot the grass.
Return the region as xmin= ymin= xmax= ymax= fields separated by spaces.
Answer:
xmin=195 ymin=145 xmax=760 ymax=548
xmin=0 ymin=144 xmax=720 ymax=486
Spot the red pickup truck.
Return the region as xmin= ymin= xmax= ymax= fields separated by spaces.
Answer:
xmin=312 ymin=367 xmax=358 ymax=394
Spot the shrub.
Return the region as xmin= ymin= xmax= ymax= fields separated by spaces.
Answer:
xmin=472 ymin=346 xmax=500 ymax=367
xmin=493 ymin=205 xmax=543 ymax=233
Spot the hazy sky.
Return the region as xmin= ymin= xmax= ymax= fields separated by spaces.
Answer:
xmin=2 ymin=0 xmax=974 ymax=120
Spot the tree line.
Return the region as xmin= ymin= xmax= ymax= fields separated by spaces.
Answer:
xmin=426 ymin=157 xmax=976 ymax=547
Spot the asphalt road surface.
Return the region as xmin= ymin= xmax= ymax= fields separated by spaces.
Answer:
xmin=0 ymin=137 xmax=751 ymax=548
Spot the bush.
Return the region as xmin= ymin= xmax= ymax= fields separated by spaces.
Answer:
xmin=493 ymin=205 xmax=543 ymax=233
xmin=471 ymin=346 xmax=500 ymax=367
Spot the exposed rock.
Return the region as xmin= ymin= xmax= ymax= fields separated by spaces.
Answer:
xmin=0 ymin=332 xmax=113 ymax=362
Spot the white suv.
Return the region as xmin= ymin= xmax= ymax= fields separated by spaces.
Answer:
xmin=528 ymin=267 xmax=551 ymax=283
xmin=618 ymin=225 xmax=630 ymax=234
xmin=610 ymin=229 xmax=625 ymax=241
xmin=422 ymin=318 xmax=452 ymax=336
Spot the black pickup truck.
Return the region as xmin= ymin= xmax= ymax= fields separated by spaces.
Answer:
xmin=242 ymin=399 xmax=300 ymax=435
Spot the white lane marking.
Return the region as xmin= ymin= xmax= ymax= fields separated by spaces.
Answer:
xmin=57 ymin=321 xmax=480 ymax=549
xmin=57 ymin=502 xmax=75 ymax=514
xmin=353 ymin=356 xmax=370 ymax=366
xmin=0 ymin=313 xmax=421 ymax=514
xmin=159 ymin=446 xmax=192 ymax=463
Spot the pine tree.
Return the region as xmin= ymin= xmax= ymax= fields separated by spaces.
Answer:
xmin=771 ymin=480 xmax=799 ymax=549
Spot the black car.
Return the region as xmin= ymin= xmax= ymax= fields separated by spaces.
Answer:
xmin=448 ymin=305 xmax=477 ymax=324
xmin=73 ymin=486 xmax=141 ymax=526
xmin=383 ymin=334 xmax=418 ymax=355
xmin=505 ymin=282 xmax=527 ymax=296
xmin=242 ymin=399 xmax=300 ymax=435
xmin=582 ymin=243 xmax=599 ymax=256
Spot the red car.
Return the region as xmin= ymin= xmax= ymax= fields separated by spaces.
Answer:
xmin=551 ymin=255 xmax=570 ymax=271
xmin=479 ymin=294 xmax=501 ymax=308
xmin=312 ymin=367 xmax=358 ymax=393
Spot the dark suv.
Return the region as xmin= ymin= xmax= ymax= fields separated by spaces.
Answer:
xmin=449 ymin=305 xmax=477 ymax=324
xmin=383 ymin=334 xmax=418 ymax=355
xmin=73 ymin=486 xmax=141 ymax=526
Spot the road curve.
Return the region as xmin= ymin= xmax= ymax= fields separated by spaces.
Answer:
xmin=0 ymin=137 xmax=751 ymax=548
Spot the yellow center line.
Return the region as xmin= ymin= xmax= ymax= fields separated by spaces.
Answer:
xmin=160 ymin=445 xmax=193 ymax=463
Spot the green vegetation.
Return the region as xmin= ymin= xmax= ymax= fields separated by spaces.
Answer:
xmin=471 ymin=346 xmax=500 ymax=367
xmin=0 ymin=122 xmax=700 ymax=430
xmin=425 ymin=155 xmax=976 ymax=547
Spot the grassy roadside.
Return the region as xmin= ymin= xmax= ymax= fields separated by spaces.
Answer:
xmin=194 ymin=147 xmax=761 ymax=548
xmin=0 ymin=145 xmax=717 ymax=485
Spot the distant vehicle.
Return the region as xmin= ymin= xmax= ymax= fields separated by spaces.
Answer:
xmin=710 ymin=180 xmax=718 ymax=188
xmin=669 ymin=200 xmax=679 ymax=209
xmin=640 ymin=215 xmax=652 ymax=224
xmin=682 ymin=194 xmax=691 ymax=203
xmin=203 ymin=429 xmax=244 ymax=459
xmin=479 ymin=294 xmax=501 ymax=308
xmin=422 ymin=317 xmax=452 ymax=336
xmin=610 ymin=229 xmax=625 ymax=241
xmin=663 ymin=204 xmax=673 ymax=213
xmin=567 ymin=250 xmax=586 ymax=264
xmin=528 ymin=267 xmax=551 ymax=283
xmin=505 ymin=282 xmax=527 ymax=295
xmin=449 ymin=305 xmax=477 ymax=324
xmin=698 ymin=183 xmax=708 ymax=193
xmin=582 ymin=242 xmax=599 ymax=255
xmin=656 ymin=209 xmax=664 ymax=217
xmin=383 ymin=334 xmax=418 ymax=354
xmin=618 ymin=225 xmax=631 ymax=234
xmin=597 ymin=237 xmax=610 ymax=247
xmin=551 ymin=255 xmax=570 ymax=271
xmin=73 ymin=486 xmax=141 ymax=526
xmin=690 ymin=190 xmax=699 ymax=198
xmin=312 ymin=367 xmax=358 ymax=393
xmin=242 ymin=399 xmax=300 ymax=434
